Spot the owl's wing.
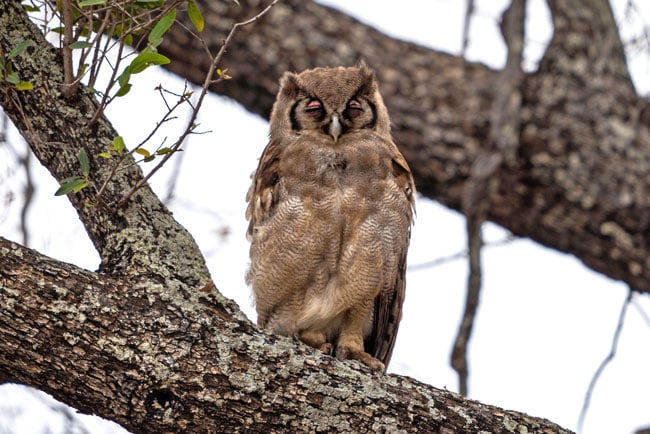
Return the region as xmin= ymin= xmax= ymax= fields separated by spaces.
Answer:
xmin=245 ymin=140 xmax=283 ymax=239
xmin=366 ymin=150 xmax=415 ymax=369
xmin=367 ymin=245 xmax=408 ymax=368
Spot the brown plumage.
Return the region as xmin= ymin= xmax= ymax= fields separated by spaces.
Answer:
xmin=246 ymin=62 xmax=415 ymax=371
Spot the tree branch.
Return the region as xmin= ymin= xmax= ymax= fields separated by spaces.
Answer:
xmin=453 ymin=0 xmax=527 ymax=397
xmin=0 ymin=236 xmax=573 ymax=433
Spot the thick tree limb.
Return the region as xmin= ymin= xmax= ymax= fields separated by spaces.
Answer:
xmin=159 ymin=0 xmax=650 ymax=293
xmin=0 ymin=237 xmax=572 ymax=433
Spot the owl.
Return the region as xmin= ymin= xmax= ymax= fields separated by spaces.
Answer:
xmin=245 ymin=61 xmax=415 ymax=372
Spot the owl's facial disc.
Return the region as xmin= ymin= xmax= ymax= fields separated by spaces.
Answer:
xmin=329 ymin=113 xmax=342 ymax=142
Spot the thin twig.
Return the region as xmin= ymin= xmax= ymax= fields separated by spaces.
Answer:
xmin=163 ymin=142 xmax=186 ymax=204
xmin=631 ymin=294 xmax=650 ymax=328
xmin=461 ymin=0 xmax=475 ymax=58
xmin=116 ymin=0 xmax=280 ymax=208
xmin=408 ymin=234 xmax=517 ymax=271
xmin=577 ymin=289 xmax=633 ymax=433
xmin=18 ymin=150 xmax=34 ymax=247
xmin=60 ymin=0 xmax=76 ymax=98
xmin=93 ymin=86 xmax=191 ymax=207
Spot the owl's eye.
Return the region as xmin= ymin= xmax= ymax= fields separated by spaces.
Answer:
xmin=305 ymin=100 xmax=324 ymax=119
xmin=346 ymin=99 xmax=363 ymax=118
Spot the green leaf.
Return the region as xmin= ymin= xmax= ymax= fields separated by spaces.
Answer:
xmin=5 ymin=72 xmax=20 ymax=85
xmin=148 ymin=9 xmax=176 ymax=45
xmin=59 ymin=175 xmax=82 ymax=184
xmin=78 ymin=148 xmax=90 ymax=177
xmin=8 ymin=40 xmax=35 ymax=59
xmin=15 ymin=81 xmax=33 ymax=91
xmin=143 ymin=155 xmax=155 ymax=162
xmin=98 ymin=152 xmax=112 ymax=159
xmin=135 ymin=148 xmax=151 ymax=157
xmin=79 ymin=0 xmax=107 ymax=6
xmin=112 ymin=136 xmax=125 ymax=153
xmin=187 ymin=1 xmax=204 ymax=32
xmin=22 ymin=4 xmax=40 ymax=12
xmin=156 ymin=147 xmax=172 ymax=155
xmin=55 ymin=177 xmax=88 ymax=196
xmin=115 ymin=83 xmax=131 ymax=97
xmin=72 ymin=180 xmax=89 ymax=192
xmin=69 ymin=41 xmax=93 ymax=49
xmin=117 ymin=68 xmax=131 ymax=87
xmin=127 ymin=52 xmax=170 ymax=74
xmin=135 ymin=0 xmax=164 ymax=6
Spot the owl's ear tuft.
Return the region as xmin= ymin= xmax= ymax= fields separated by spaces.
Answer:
xmin=355 ymin=58 xmax=369 ymax=70
xmin=355 ymin=60 xmax=377 ymax=96
xmin=279 ymin=72 xmax=302 ymax=100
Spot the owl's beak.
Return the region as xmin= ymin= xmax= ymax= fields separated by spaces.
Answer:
xmin=329 ymin=113 xmax=342 ymax=142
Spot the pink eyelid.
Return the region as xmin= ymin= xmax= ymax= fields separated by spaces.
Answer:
xmin=306 ymin=100 xmax=322 ymax=110
xmin=348 ymin=99 xmax=362 ymax=109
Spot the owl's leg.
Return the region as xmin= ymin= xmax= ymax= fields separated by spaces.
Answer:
xmin=298 ymin=329 xmax=333 ymax=355
xmin=336 ymin=312 xmax=385 ymax=372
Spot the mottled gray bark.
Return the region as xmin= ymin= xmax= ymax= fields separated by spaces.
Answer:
xmin=159 ymin=0 xmax=650 ymax=293
xmin=0 ymin=237 xmax=571 ymax=433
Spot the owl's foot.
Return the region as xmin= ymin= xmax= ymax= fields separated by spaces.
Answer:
xmin=335 ymin=346 xmax=385 ymax=372
xmin=296 ymin=330 xmax=333 ymax=355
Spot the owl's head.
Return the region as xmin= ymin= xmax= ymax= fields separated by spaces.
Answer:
xmin=269 ymin=61 xmax=391 ymax=142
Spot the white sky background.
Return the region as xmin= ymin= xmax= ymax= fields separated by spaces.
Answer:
xmin=1 ymin=1 xmax=650 ymax=433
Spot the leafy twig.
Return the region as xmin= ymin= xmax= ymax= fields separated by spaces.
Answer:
xmin=93 ymin=85 xmax=192 ymax=207
xmin=116 ymin=0 xmax=280 ymax=208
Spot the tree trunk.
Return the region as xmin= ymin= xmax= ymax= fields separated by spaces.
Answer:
xmin=159 ymin=0 xmax=650 ymax=293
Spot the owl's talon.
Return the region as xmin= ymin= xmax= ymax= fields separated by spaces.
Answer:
xmin=335 ymin=346 xmax=350 ymax=360
xmin=335 ymin=346 xmax=385 ymax=372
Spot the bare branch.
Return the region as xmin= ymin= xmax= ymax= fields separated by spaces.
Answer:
xmin=453 ymin=0 xmax=527 ymax=396
xmin=408 ymin=234 xmax=517 ymax=272
xmin=577 ymin=289 xmax=633 ymax=432
xmin=17 ymin=149 xmax=34 ymax=247
xmin=461 ymin=0 xmax=475 ymax=58
xmin=60 ymin=0 xmax=76 ymax=98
